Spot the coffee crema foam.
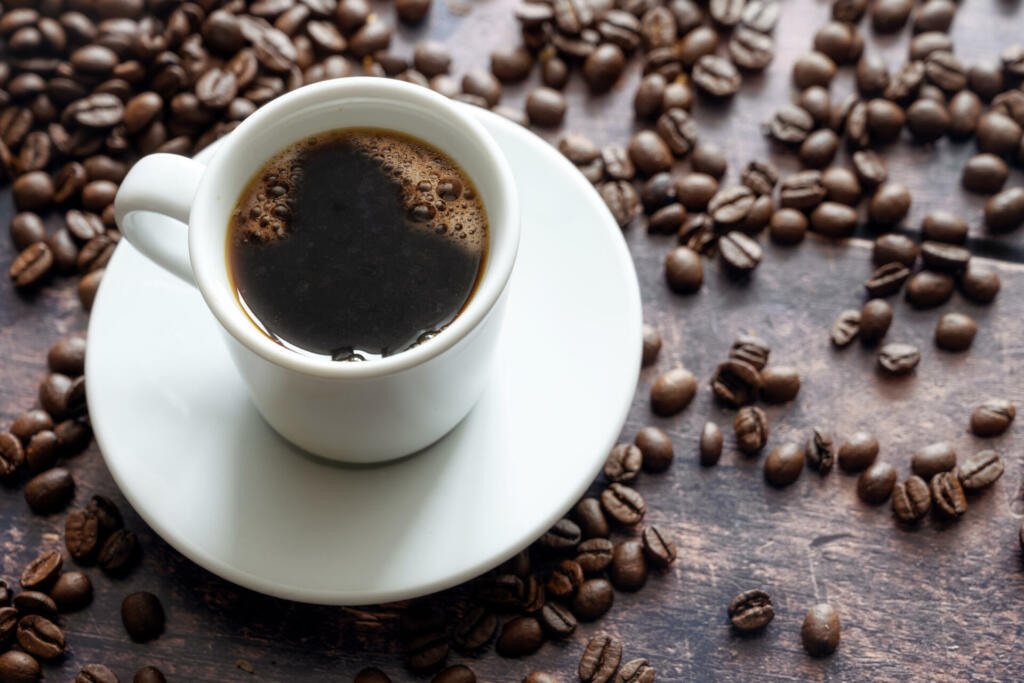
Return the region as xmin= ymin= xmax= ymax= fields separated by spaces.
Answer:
xmin=233 ymin=131 xmax=487 ymax=255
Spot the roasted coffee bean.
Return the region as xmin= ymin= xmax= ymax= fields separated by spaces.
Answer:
xmin=700 ymin=422 xmax=724 ymax=466
xmin=920 ymin=241 xmax=970 ymax=273
xmin=906 ymin=98 xmax=949 ymax=142
xmin=47 ymin=229 xmax=79 ymax=274
xmin=677 ymin=173 xmax=718 ymax=211
xmin=453 ymin=606 xmax=496 ymax=651
xmin=766 ymin=104 xmax=814 ymax=145
xmin=560 ymin=135 xmax=599 ymax=165
xmin=779 ymin=170 xmax=826 ymax=210
xmin=678 ymin=214 xmax=718 ymax=255
xmin=53 ymin=419 xmax=89 ymax=458
xmin=905 ymin=270 xmax=954 ymax=308
xmin=805 ymin=428 xmax=835 ymax=474
xmin=86 ymin=495 xmax=122 ymax=537
xmin=39 ymin=373 xmax=74 ymax=419
xmin=650 ymin=367 xmax=697 ymax=415
xmin=0 ymin=604 xmax=15 ymax=643
xmin=628 ymin=131 xmax=672 ymax=176
xmin=604 ymin=443 xmax=642 ymax=484
xmin=76 ymin=664 xmax=119 ymax=683
xmin=869 ymin=184 xmax=911 ymax=226
xmin=885 ymin=61 xmax=926 ymax=104
xmin=12 ymin=170 xmax=55 ymax=212
xmin=578 ymin=633 xmax=622 ymax=681
xmin=719 ymin=231 xmax=762 ymax=272
xmin=573 ymin=578 xmax=614 ymax=622
xmin=793 ymin=51 xmax=837 ymax=89
xmin=460 ymin=70 xmax=501 ymax=107
xmin=728 ymin=27 xmax=774 ymax=71
xmin=575 ymin=497 xmax=610 ymax=539
xmin=873 ymin=234 xmax=918 ymax=268
xmin=583 ymin=44 xmax=625 ymax=93
xmin=959 ymin=450 xmax=1004 ymax=490
xmin=962 ymin=154 xmax=1008 ymax=194
xmin=633 ymin=73 xmax=666 ymax=120
xmin=662 ymin=82 xmax=693 ymax=112
xmin=611 ymin=540 xmax=647 ymax=591
xmin=47 ymin=337 xmax=85 ymax=377
xmin=830 ymin=309 xmax=861 ymax=347
xmin=911 ymin=442 xmax=957 ymax=478
xmin=602 ymin=145 xmax=635 ymax=181
xmin=864 ymin=98 xmax=906 ymax=143
xmin=678 ymin=26 xmax=718 ymax=68
xmin=664 ymin=246 xmax=703 ymax=294
xmin=98 ymin=528 xmax=137 ymax=574
xmin=640 ymin=526 xmax=676 ymax=568
xmin=121 ymin=592 xmax=164 ymax=642
xmin=709 ymin=186 xmax=756 ymax=227
xmin=948 ymin=90 xmax=982 ymax=137
xmin=800 ymin=129 xmax=840 ymax=168
xmin=711 ymin=358 xmax=761 ymax=407
xmin=985 ymin=187 xmax=1024 ymax=232
xmin=649 ymin=203 xmax=686 ymax=234
xmin=858 ymin=299 xmax=892 ymax=344
xmin=77 ymin=232 xmax=115 ymax=272
xmin=65 ymin=508 xmax=101 ymax=562
xmin=855 ymin=55 xmax=890 ymax=97
xmin=599 ymin=181 xmax=640 ymax=227
xmin=540 ymin=56 xmax=569 ymax=90
xmin=959 ymin=262 xmax=1000 ymax=304
xmin=739 ymin=161 xmax=777 ymax=197
xmin=769 ymin=208 xmax=808 ymax=245
xmin=66 ymin=209 xmax=104 ymax=242
xmin=17 ymin=615 xmax=64 ymax=659
xmin=920 ymin=211 xmax=967 ymax=244
xmin=892 ymin=476 xmax=931 ymax=522
xmin=53 ymin=162 xmax=88 ymax=204
xmin=523 ymin=673 xmax=559 ymax=683
xmin=912 ymin=0 xmax=955 ymax=32
xmin=693 ymin=55 xmax=741 ymax=97
xmin=17 ymin=131 xmax=50 ymax=173
xmin=967 ymin=59 xmax=1004 ymax=100
xmin=910 ymin=32 xmax=953 ymax=61
xmin=976 ymin=112 xmax=1023 ymax=156
xmin=740 ymin=0 xmax=779 ymax=30
xmin=740 ymin=194 xmax=775 ymax=233
xmin=0 ymin=431 xmax=24 ymax=477
xmin=597 ymin=10 xmax=641 ymax=51
xmin=971 ymin=399 xmax=1015 ymax=436
xmin=837 ymin=432 xmax=879 ymax=472
xmin=25 ymin=430 xmax=59 ymax=473
xmin=525 ymin=87 xmax=566 ymax=128
xmin=406 ymin=628 xmax=448 ymax=672
xmin=547 ymin=559 xmax=584 ymax=599
xmin=11 ymin=410 xmax=53 ymax=444
xmin=814 ymin=22 xmax=862 ymax=65
xmin=576 ymin=538 xmax=614 ymax=573
xmin=735 ymin=406 xmax=769 ymax=454
xmin=877 ymin=343 xmax=920 ymax=375
xmin=9 ymin=212 xmax=45 ymax=251
xmin=934 ymin=312 xmax=977 ymax=352
xmin=760 ymin=366 xmax=800 ymax=403
xmin=931 ymin=471 xmax=967 ymax=517
xmin=12 ymin=591 xmax=56 ymax=620
xmin=802 ymin=604 xmax=840 ymax=656
xmin=0 ymin=651 xmax=40 ymax=683
xmin=798 ymin=88 xmax=832 ymax=129
xmin=496 ymin=616 xmax=543 ymax=658
xmin=730 ymin=335 xmax=770 ymax=370
xmin=858 ymin=461 xmax=897 ymax=504
xmin=764 ymin=443 xmax=805 ymax=487
xmin=538 ymin=602 xmax=576 ymax=639
xmin=728 ymin=589 xmax=774 ymax=631
xmin=20 ymin=551 xmax=61 ymax=592
xmin=851 ymin=101 xmax=877 ymax=147
xmin=810 ymin=201 xmax=857 ymax=237
xmin=538 ymin=518 xmax=582 ymax=552
xmin=24 ymin=467 xmax=74 ymax=514
xmin=51 ymin=572 xmax=92 ymax=613
xmin=635 ymin=426 xmax=674 ymax=473
xmin=614 ymin=658 xmax=655 ymax=683
xmin=601 ymin=483 xmax=645 ymax=525
xmin=926 ymin=51 xmax=966 ymax=92
xmin=656 ymin=108 xmax=698 ymax=157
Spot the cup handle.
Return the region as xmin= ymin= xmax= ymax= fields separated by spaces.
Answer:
xmin=113 ymin=153 xmax=206 ymax=287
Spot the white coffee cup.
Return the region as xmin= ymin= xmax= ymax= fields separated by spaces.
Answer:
xmin=114 ymin=78 xmax=520 ymax=464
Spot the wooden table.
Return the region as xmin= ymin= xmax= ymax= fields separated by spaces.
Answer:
xmin=2 ymin=0 xmax=1023 ymax=679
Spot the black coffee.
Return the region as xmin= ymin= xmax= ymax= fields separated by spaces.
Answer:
xmin=228 ymin=128 xmax=488 ymax=361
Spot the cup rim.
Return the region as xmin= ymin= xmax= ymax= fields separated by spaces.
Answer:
xmin=188 ymin=78 xmax=520 ymax=379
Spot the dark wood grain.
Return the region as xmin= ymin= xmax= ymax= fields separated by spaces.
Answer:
xmin=2 ymin=0 xmax=1024 ymax=680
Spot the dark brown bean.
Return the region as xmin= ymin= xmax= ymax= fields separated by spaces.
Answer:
xmin=858 ymin=461 xmax=897 ymax=504
xmin=700 ymin=422 xmax=724 ymax=466
xmin=635 ymin=426 xmax=674 ymax=473
xmin=970 ymin=399 xmax=1015 ymax=436
xmin=906 ymin=270 xmax=955 ymax=308
xmin=931 ymin=470 xmax=967 ymax=517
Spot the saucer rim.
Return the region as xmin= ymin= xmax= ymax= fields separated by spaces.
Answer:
xmin=86 ymin=105 xmax=642 ymax=605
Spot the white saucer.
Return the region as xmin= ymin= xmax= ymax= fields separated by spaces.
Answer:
xmin=86 ymin=107 xmax=641 ymax=605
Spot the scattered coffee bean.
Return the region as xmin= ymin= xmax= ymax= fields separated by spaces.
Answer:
xmin=605 ymin=443 xmax=642 ymax=484
xmin=24 ymin=467 xmax=74 ymax=514
xmin=635 ymin=426 xmax=674 ymax=473
xmin=573 ymin=579 xmax=614 ymax=621
xmin=800 ymin=129 xmax=840 ymax=168
xmin=453 ymin=605 xmax=496 ymax=652
xmin=711 ymin=358 xmax=762 ymax=406
xmin=77 ymin=663 xmax=119 ymax=683
xmin=877 ymin=343 xmax=921 ymax=375
xmin=760 ymin=366 xmax=800 ymax=403
xmin=948 ymin=89 xmax=982 ymax=137
xmin=0 ymin=651 xmax=40 ymax=683
xmin=547 ymin=559 xmax=584 ymax=599
xmin=868 ymin=184 xmax=911 ymax=226
xmin=984 ymin=187 xmax=1024 ymax=232
xmin=17 ymin=614 xmax=65 ymax=659
xmin=719 ymin=231 xmax=763 ymax=272
xmin=677 ymin=173 xmax=718 ymax=211
xmin=801 ymin=604 xmax=840 ymax=656
xmin=764 ymin=443 xmax=805 ymax=487
xmin=970 ymin=399 xmax=1015 ymax=436
xmin=25 ymin=431 xmax=59 ymax=473
xmin=699 ymin=422 xmax=724 ymax=467
xmin=9 ymin=242 xmax=53 ymax=288
xmin=50 ymin=571 xmax=92 ymax=613
xmin=600 ymin=181 xmax=640 ymax=227
xmin=600 ymin=483 xmax=646 ymax=525
xmin=650 ymin=367 xmax=697 ymax=415
xmin=931 ymin=470 xmax=967 ymax=517
xmin=728 ymin=589 xmax=774 ymax=631
xmin=0 ymin=432 xmax=24 ymax=478
xmin=735 ymin=406 xmax=769 ymax=454
xmin=958 ymin=262 xmax=1000 ymax=304
xmin=962 ymin=153 xmax=1008 ymax=195
xmin=921 ymin=211 xmax=968 ymax=244
xmin=693 ymin=55 xmax=741 ymax=97
xmin=641 ymin=324 xmax=662 ymax=367
xmin=920 ymin=241 xmax=970 ymax=273
xmin=526 ymin=88 xmax=566 ymax=127
xmin=810 ymin=201 xmax=858 ymax=237
xmin=523 ymin=673 xmax=558 ymax=683
xmin=858 ymin=299 xmax=893 ymax=344
xmin=873 ymin=234 xmax=918 ymax=268
xmin=575 ymin=497 xmax=610 ymax=539
xmin=12 ymin=592 xmax=56 ymax=620
xmin=779 ymin=170 xmax=826 ymax=210
xmin=838 ymin=433 xmax=880 ymax=472
xmin=20 ymin=550 xmax=62 ymax=591
xmin=858 ymin=461 xmax=898 ymax=504
xmin=959 ymin=450 xmax=1004 ymax=490
xmin=905 ymin=270 xmax=954 ymax=308
xmin=656 ymin=108 xmax=698 ymax=158
xmin=121 ymin=592 xmax=164 ymax=642
xmin=769 ymin=209 xmax=808 ymax=244
xmin=664 ymin=247 xmax=703 ymax=294
xmin=611 ymin=540 xmax=648 ymax=591
xmin=538 ymin=601 xmax=576 ymax=640
xmin=496 ymin=616 xmax=543 ymax=658
xmin=912 ymin=442 xmax=957 ymax=478
xmin=628 ymin=130 xmax=673 ymax=176
xmin=767 ymin=104 xmax=815 ymax=145
xmin=935 ymin=312 xmax=977 ymax=351
xmin=98 ymin=529 xmax=138 ymax=574
xmin=641 ymin=173 xmax=677 ymax=211
xmin=576 ymin=538 xmax=614 ymax=573
xmin=831 ymin=309 xmax=861 ymax=347
xmin=892 ymin=476 xmax=931 ymax=522
xmin=806 ymin=428 xmax=835 ymax=474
